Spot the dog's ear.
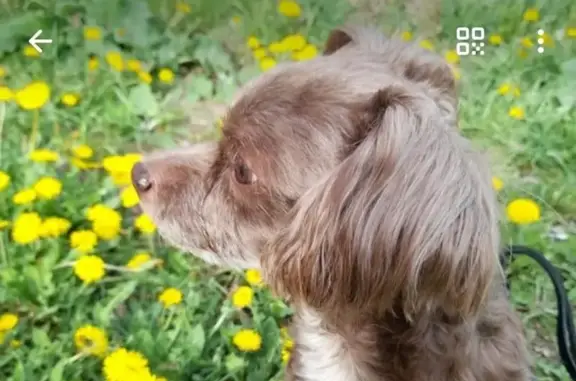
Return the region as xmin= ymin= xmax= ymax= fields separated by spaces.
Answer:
xmin=324 ymin=28 xmax=354 ymax=55
xmin=262 ymin=84 xmax=499 ymax=319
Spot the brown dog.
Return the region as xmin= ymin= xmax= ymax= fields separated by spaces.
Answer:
xmin=132 ymin=26 xmax=532 ymax=381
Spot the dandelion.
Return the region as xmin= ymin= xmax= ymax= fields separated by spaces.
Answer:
xmin=259 ymin=57 xmax=277 ymax=72
xmin=232 ymin=286 xmax=254 ymax=308
xmin=252 ymin=48 xmax=267 ymax=60
xmin=12 ymin=188 xmax=37 ymax=205
xmin=520 ymin=37 xmax=533 ymax=48
xmin=23 ymin=45 xmax=40 ymax=57
xmin=0 ymin=313 xmax=18 ymax=331
xmin=489 ymin=34 xmax=503 ymax=45
xmin=84 ymin=26 xmax=102 ymax=40
xmin=121 ymin=185 xmax=140 ymax=208
xmin=0 ymin=220 xmax=9 ymax=230
xmin=72 ymin=144 xmax=93 ymax=159
xmin=451 ymin=66 xmax=461 ymax=81
xmin=401 ymin=31 xmax=412 ymax=41
xmin=232 ymin=329 xmax=262 ymax=352
xmin=523 ymin=8 xmax=539 ymax=22
xmin=74 ymin=325 xmax=108 ymax=356
xmin=102 ymin=154 xmax=142 ymax=186
xmin=292 ymin=44 xmax=318 ymax=61
xmin=508 ymin=106 xmax=525 ymax=120
xmin=61 ymin=93 xmax=80 ymax=107
xmin=497 ymin=83 xmax=520 ymax=96
xmin=0 ymin=170 xmax=10 ymax=191
xmin=278 ymin=0 xmax=302 ymax=18
xmin=158 ymin=68 xmax=174 ymax=84
xmin=540 ymin=32 xmax=554 ymax=47
xmin=246 ymin=36 xmax=260 ymax=49
xmin=0 ymin=86 xmax=13 ymax=101
xmin=444 ymin=50 xmax=460 ymax=64
xmin=492 ymin=177 xmax=503 ymax=191
xmin=70 ymin=230 xmax=98 ymax=254
xmin=11 ymin=212 xmax=42 ymax=244
xmin=74 ymin=255 xmax=106 ymax=284
xmin=245 ymin=269 xmax=263 ymax=286
xmin=282 ymin=347 xmax=291 ymax=364
xmin=282 ymin=34 xmax=307 ymax=51
xmin=30 ymin=148 xmax=59 ymax=162
xmin=15 ymin=81 xmax=50 ymax=110
xmin=92 ymin=213 xmax=122 ymax=240
xmin=127 ymin=59 xmax=142 ymax=72
xmin=88 ymin=57 xmax=99 ymax=71
xmin=419 ymin=40 xmax=434 ymax=50
xmin=33 ymin=176 xmax=62 ymax=200
xmin=126 ymin=252 xmax=153 ymax=270
xmin=269 ymin=41 xmax=289 ymax=54
xmin=158 ymin=287 xmax=183 ymax=307
xmin=135 ymin=213 xmax=156 ymax=234
xmin=176 ymin=1 xmax=191 ymax=13
xmin=39 ymin=217 xmax=71 ymax=238
xmin=137 ymin=71 xmax=152 ymax=84
xmin=506 ymin=198 xmax=540 ymax=225
xmin=567 ymin=27 xmax=576 ymax=38
xmin=103 ymin=348 xmax=154 ymax=381
xmin=105 ymin=51 xmax=124 ymax=72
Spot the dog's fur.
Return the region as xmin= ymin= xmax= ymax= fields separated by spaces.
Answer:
xmin=134 ymin=26 xmax=532 ymax=381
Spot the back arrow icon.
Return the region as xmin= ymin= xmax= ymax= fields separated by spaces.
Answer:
xmin=29 ymin=30 xmax=53 ymax=53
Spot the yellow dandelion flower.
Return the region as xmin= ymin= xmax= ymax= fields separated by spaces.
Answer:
xmin=126 ymin=59 xmax=142 ymax=72
xmin=232 ymin=329 xmax=262 ymax=352
xmin=158 ymin=68 xmax=174 ymax=84
xmin=419 ymin=40 xmax=434 ymax=50
xmin=252 ymin=48 xmax=267 ymax=60
xmin=232 ymin=286 xmax=254 ymax=308
xmin=278 ymin=0 xmax=302 ymax=18
xmin=10 ymin=340 xmax=21 ymax=348
xmin=126 ymin=251 xmax=152 ymax=270
xmin=70 ymin=230 xmax=98 ymax=254
xmin=567 ymin=27 xmax=576 ymax=38
xmin=12 ymin=188 xmax=37 ymax=205
xmin=523 ymin=8 xmax=539 ymax=22
xmin=520 ymin=37 xmax=533 ymax=48
xmin=158 ymin=287 xmax=183 ymax=307
xmin=121 ymin=185 xmax=140 ymax=208
xmin=135 ymin=213 xmax=156 ymax=234
xmin=489 ymin=34 xmax=503 ymax=45
xmin=74 ymin=324 xmax=108 ymax=356
xmin=138 ymin=71 xmax=152 ymax=84
xmin=105 ymin=51 xmax=124 ymax=72
xmin=30 ymin=148 xmax=59 ymax=162
xmin=103 ymin=348 xmax=153 ymax=381
xmin=0 ymin=313 xmax=18 ymax=331
xmin=259 ymin=57 xmax=277 ymax=72
xmin=540 ymin=32 xmax=554 ymax=47
xmin=508 ymin=106 xmax=525 ymax=120
xmin=74 ymin=255 xmax=106 ymax=284
xmin=282 ymin=347 xmax=291 ymax=364
xmin=444 ymin=50 xmax=460 ymax=64
xmin=280 ymin=327 xmax=291 ymax=339
xmin=88 ymin=57 xmax=99 ymax=71
xmin=15 ymin=81 xmax=50 ymax=110
xmin=246 ymin=36 xmax=260 ymax=49
xmin=11 ymin=212 xmax=42 ymax=244
xmin=451 ymin=66 xmax=461 ymax=81
xmin=498 ymin=83 xmax=511 ymax=95
xmin=245 ymin=269 xmax=263 ymax=286
xmin=102 ymin=154 xmax=142 ymax=186
xmin=61 ymin=93 xmax=80 ymax=107
xmin=88 ymin=206 xmax=122 ymax=240
xmin=39 ymin=217 xmax=71 ymax=238
xmin=492 ymin=177 xmax=503 ymax=192
xmin=0 ymin=220 xmax=9 ymax=230
xmin=506 ymin=198 xmax=540 ymax=225
xmin=176 ymin=2 xmax=191 ymax=13
xmin=292 ymin=44 xmax=318 ymax=61
xmin=0 ymin=86 xmax=13 ymax=101
xmin=33 ymin=176 xmax=62 ymax=200
xmin=0 ymin=170 xmax=11 ymax=191
xmin=72 ymin=144 xmax=93 ymax=159
xmin=282 ymin=34 xmax=307 ymax=51
xmin=401 ymin=31 xmax=412 ymax=41
xmin=23 ymin=45 xmax=40 ymax=57
xmin=84 ymin=26 xmax=102 ymax=40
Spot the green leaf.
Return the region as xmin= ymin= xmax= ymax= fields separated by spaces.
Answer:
xmin=560 ymin=59 xmax=576 ymax=75
xmin=188 ymin=323 xmax=206 ymax=356
xmin=97 ymin=280 xmax=138 ymax=326
xmin=31 ymin=328 xmax=52 ymax=349
xmin=186 ymin=75 xmax=214 ymax=103
xmin=224 ymin=353 xmax=246 ymax=372
xmin=128 ymin=84 xmax=160 ymax=117
xmin=49 ymin=358 xmax=67 ymax=381
xmin=192 ymin=37 xmax=234 ymax=72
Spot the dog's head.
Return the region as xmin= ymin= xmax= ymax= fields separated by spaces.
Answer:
xmin=134 ymin=26 xmax=500 ymax=318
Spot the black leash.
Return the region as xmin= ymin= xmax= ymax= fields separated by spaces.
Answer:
xmin=501 ymin=245 xmax=576 ymax=380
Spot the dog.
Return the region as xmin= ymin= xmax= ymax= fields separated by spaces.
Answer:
xmin=132 ymin=26 xmax=532 ymax=381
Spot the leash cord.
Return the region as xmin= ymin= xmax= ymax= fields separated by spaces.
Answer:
xmin=502 ymin=245 xmax=576 ymax=381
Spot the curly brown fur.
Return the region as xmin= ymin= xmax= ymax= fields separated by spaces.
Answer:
xmin=134 ymin=25 xmax=531 ymax=381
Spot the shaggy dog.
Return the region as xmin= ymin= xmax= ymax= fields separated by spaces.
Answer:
xmin=132 ymin=26 xmax=532 ymax=381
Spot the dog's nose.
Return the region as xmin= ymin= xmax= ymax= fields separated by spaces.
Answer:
xmin=131 ymin=162 xmax=153 ymax=193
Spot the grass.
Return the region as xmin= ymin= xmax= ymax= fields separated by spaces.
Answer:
xmin=0 ymin=0 xmax=575 ymax=380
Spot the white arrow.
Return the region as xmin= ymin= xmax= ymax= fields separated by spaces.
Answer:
xmin=29 ymin=30 xmax=52 ymax=53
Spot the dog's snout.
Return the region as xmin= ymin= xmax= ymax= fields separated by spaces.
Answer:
xmin=131 ymin=162 xmax=153 ymax=193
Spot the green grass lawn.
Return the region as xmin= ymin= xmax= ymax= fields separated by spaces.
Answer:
xmin=0 ymin=0 xmax=575 ymax=380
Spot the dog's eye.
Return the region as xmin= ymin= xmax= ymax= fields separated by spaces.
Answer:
xmin=234 ymin=163 xmax=257 ymax=185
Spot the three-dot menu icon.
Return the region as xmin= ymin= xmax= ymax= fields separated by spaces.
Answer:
xmin=537 ymin=29 xmax=545 ymax=53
